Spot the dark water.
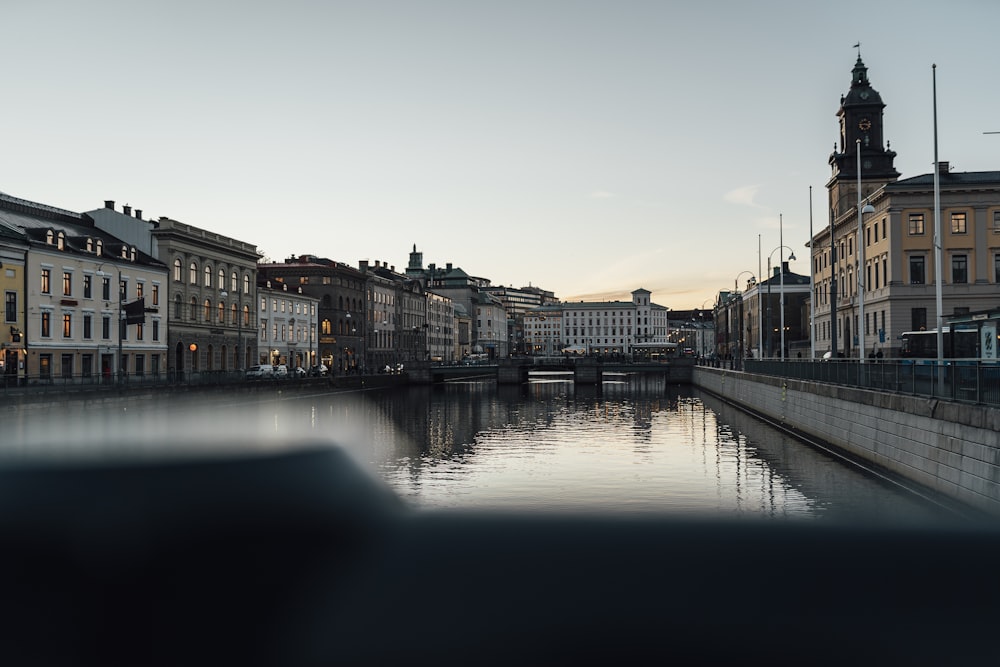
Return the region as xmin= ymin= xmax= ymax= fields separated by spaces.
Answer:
xmin=358 ymin=377 xmax=950 ymax=521
xmin=7 ymin=376 xmax=953 ymax=522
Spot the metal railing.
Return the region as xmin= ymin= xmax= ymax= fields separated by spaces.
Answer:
xmin=739 ymin=359 xmax=1000 ymax=406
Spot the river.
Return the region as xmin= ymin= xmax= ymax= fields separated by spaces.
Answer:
xmin=5 ymin=376 xmax=953 ymax=522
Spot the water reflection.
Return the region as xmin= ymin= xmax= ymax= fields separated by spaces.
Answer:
xmin=5 ymin=377 xmax=952 ymax=523
xmin=307 ymin=376 xmax=949 ymax=522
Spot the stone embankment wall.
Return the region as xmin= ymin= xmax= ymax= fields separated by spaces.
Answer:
xmin=693 ymin=366 xmax=1000 ymax=517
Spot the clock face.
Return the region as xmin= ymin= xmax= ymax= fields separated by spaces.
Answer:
xmin=859 ymin=118 xmax=872 ymax=131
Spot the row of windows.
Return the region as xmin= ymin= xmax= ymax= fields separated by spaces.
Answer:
xmin=43 ymin=230 xmax=138 ymax=261
xmin=39 ymin=270 xmax=160 ymax=304
xmin=38 ymin=311 xmax=160 ymax=341
xmin=172 ymin=258 xmax=251 ymax=294
xmin=259 ymin=320 xmax=313 ymax=343
xmin=35 ymin=353 xmax=162 ymax=379
xmin=173 ymin=296 xmax=252 ymax=325
xmin=907 ymin=211 xmax=1000 ymax=236
xmin=261 ymin=297 xmax=315 ymax=316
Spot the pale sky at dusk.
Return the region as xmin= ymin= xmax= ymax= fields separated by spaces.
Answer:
xmin=4 ymin=1 xmax=999 ymax=310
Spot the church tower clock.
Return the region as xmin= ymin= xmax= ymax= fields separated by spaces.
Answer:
xmin=827 ymin=55 xmax=899 ymax=217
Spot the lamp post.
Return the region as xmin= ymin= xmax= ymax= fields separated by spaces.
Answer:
xmin=95 ymin=263 xmax=123 ymax=385
xmin=733 ymin=271 xmax=755 ymax=366
xmin=856 ymin=139 xmax=875 ymax=364
xmin=766 ymin=245 xmax=797 ymax=359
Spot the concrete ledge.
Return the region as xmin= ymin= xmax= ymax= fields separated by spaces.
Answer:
xmin=693 ymin=366 xmax=1000 ymax=517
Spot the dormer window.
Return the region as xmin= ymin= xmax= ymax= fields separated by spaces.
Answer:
xmin=96 ymin=240 xmax=103 ymax=256
xmin=56 ymin=232 xmax=65 ymax=250
xmin=130 ymin=247 xmax=137 ymax=262
xmin=120 ymin=245 xmax=128 ymax=259
xmin=46 ymin=230 xmax=54 ymax=245
xmin=86 ymin=238 xmax=94 ymax=253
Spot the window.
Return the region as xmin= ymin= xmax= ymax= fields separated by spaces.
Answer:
xmin=242 ymin=305 xmax=250 ymax=327
xmin=152 ymin=319 xmax=160 ymax=341
xmin=190 ymin=297 xmax=198 ymax=321
xmin=62 ymin=272 xmax=72 ymax=296
xmin=174 ymin=259 xmax=182 ymax=282
xmin=39 ymin=354 xmax=52 ymax=378
xmin=57 ymin=232 xmax=65 ymax=250
xmin=84 ymin=274 xmax=92 ymax=299
xmin=994 ymin=211 xmax=1000 ymax=233
xmin=204 ymin=266 xmax=212 ymax=287
xmin=243 ymin=274 xmax=250 ymax=295
xmin=217 ymin=302 xmax=225 ymax=322
xmin=322 ymin=319 xmax=332 ymax=335
xmin=231 ymin=271 xmax=238 ymax=292
xmin=136 ymin=283 xmax=144 ymax=299
xmin=41 ymin=311 xmax=51 ymax=337
xmin=218 ymin=268 xmax=225 ymax=289
xmin=951 ymin=255 xmax=968 ymax=284
xmin=189 ymin=262 xmax=198 ymax=284
xmin=102 ymin=315 xmax=111 ymax=340
xmin=911 ymin=307 xmax=927 ymax=332
xmin=908 ymin=214 xmax=925 ymax=235
xmin=995 ymin=253 xmax=1000 ymax=283
xmin=203 ymin=299 xmax=211 ymax=322
xmin=102 ymin=277 xmax=111 ymax=301
xmin=83 ymin=314 xmax=92 ymax=339
xmin=62 ymin=313 xmax=71 ymax=338
xmin=136 ymin=322 xmax=144 ymax=341
xmin=120 ymin=279 xmax=127 ymax=301
xmin=61 ymin=354 xmax=73 ymax=379
xmin=951 ymin=212 xmax=967 ymax=234
xmin=152 ymin=284 xmax=159 ymax=306
xmin=909 ymin=256 xmax=925 ymax=285
xmin=95 ymin=240 xmax=103 ymax=256
xmin=41 ymin=269 xmax=51 ymax=294
xmin=5 ymin=292 xmax=15 ymax=322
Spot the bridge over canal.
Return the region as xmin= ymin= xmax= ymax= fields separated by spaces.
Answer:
xmin=407 ymin=357 xmax=695 ymax=385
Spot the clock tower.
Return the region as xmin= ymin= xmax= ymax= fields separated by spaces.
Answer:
xmin=827 ymin=55 xmax=899 ymax=217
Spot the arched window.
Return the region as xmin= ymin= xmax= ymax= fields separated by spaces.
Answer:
xmin=46 ymin=230 xmax=54 ymax=245
xmin=231 ymin=271 xmax=238 ymax=293
xmin=130 ymin=247 xmax=137 ymax=261
xmin=203 ymin=299 xmax=211 ymax=322
xmin=189 ymin=263 xmax=198 ymax=284
xmin=86 ymin=238 xmax=94 ymax=253
xmin=242 ymin=305 xmax=250 ymax=327
xmin=207 ymin=344 xmax=214 ymax=372
xmin=217 ymin=302 xmax=225 ymax=322
xmin=173 ymin=259 xmax=182 ymax=282
xmin=218 ymin=268 xmax=225 ymax=289
xmin=204 ymin=266 xmax=212 ymax=287
xmin=321 ymin=319 xmax=332 ymax=335
xmin=174 ymin=294 xmax=182 ymax=319
xmin=230 ymin=303 xmax=237 ymax=325
xmin=243 ymin=273 xmax=250 ymax=295
xmin=189 ymin=297 xmax=198 ymax=321
xmin=95 ymin=240 xmax=103 ymax=256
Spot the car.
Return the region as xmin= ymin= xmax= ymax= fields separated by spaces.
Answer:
xmin=245 ymin=365 xmax=274 ymax=379
xmin=293 ymin=366 xmax=307 ymax=378
xmin=273 ymin=364 xmax=289 ymax=378
xmin=309 ymin=364 xmax=329 ymax=377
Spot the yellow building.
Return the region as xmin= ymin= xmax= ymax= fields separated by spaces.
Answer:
xmin=811 ymin=57 xmax=1000 ymax=358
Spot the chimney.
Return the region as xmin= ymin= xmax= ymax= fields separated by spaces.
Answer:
xmin=359 ymin=260 xmax=369 ymax=272
xmin=390 ymin=265 xmax=395 ymax=272
xmin=446 ymin=263 xmax=452 ymax=271
xmin=134 ymin=209 xmax=142 ymax=220
xmin=123 ymin=205 xmax=132 ymax=216
xmin=937 ymin=161 xmax=950 ymax=175
xmin=104 ymin=200 xmax=114 ymax=209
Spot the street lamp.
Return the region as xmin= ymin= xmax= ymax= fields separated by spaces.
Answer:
xmin=766 ymin=245 xmax=797 ymax=359
xmin=733 ymin=271 xmax=755 ymax=366
xmin=857 ymin=139 xmax=876 ymax=364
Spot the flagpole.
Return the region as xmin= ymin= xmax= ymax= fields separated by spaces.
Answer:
xmin=932 ymin=63 xmax=944 ymax=389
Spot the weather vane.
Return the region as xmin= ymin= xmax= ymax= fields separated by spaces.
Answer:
xmin=854 ymin=42 xmax=861 ymax=58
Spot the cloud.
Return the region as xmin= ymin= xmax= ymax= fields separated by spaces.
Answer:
xmin=723 ymin=185 xmax=766 ymax=209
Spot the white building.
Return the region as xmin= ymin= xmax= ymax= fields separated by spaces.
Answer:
xmin=256 ymin=280 xmax=319 ymax=369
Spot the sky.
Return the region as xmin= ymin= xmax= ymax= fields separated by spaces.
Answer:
xmin=4 ymin=0 xmax=999 ymax=310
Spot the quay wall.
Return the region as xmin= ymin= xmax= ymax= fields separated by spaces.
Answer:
xmin=693 ymin=366 xmax=1000 ymax=516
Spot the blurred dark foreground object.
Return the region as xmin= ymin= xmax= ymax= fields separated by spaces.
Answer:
xmin=0 ymin=445 xmax=998 ymax=666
